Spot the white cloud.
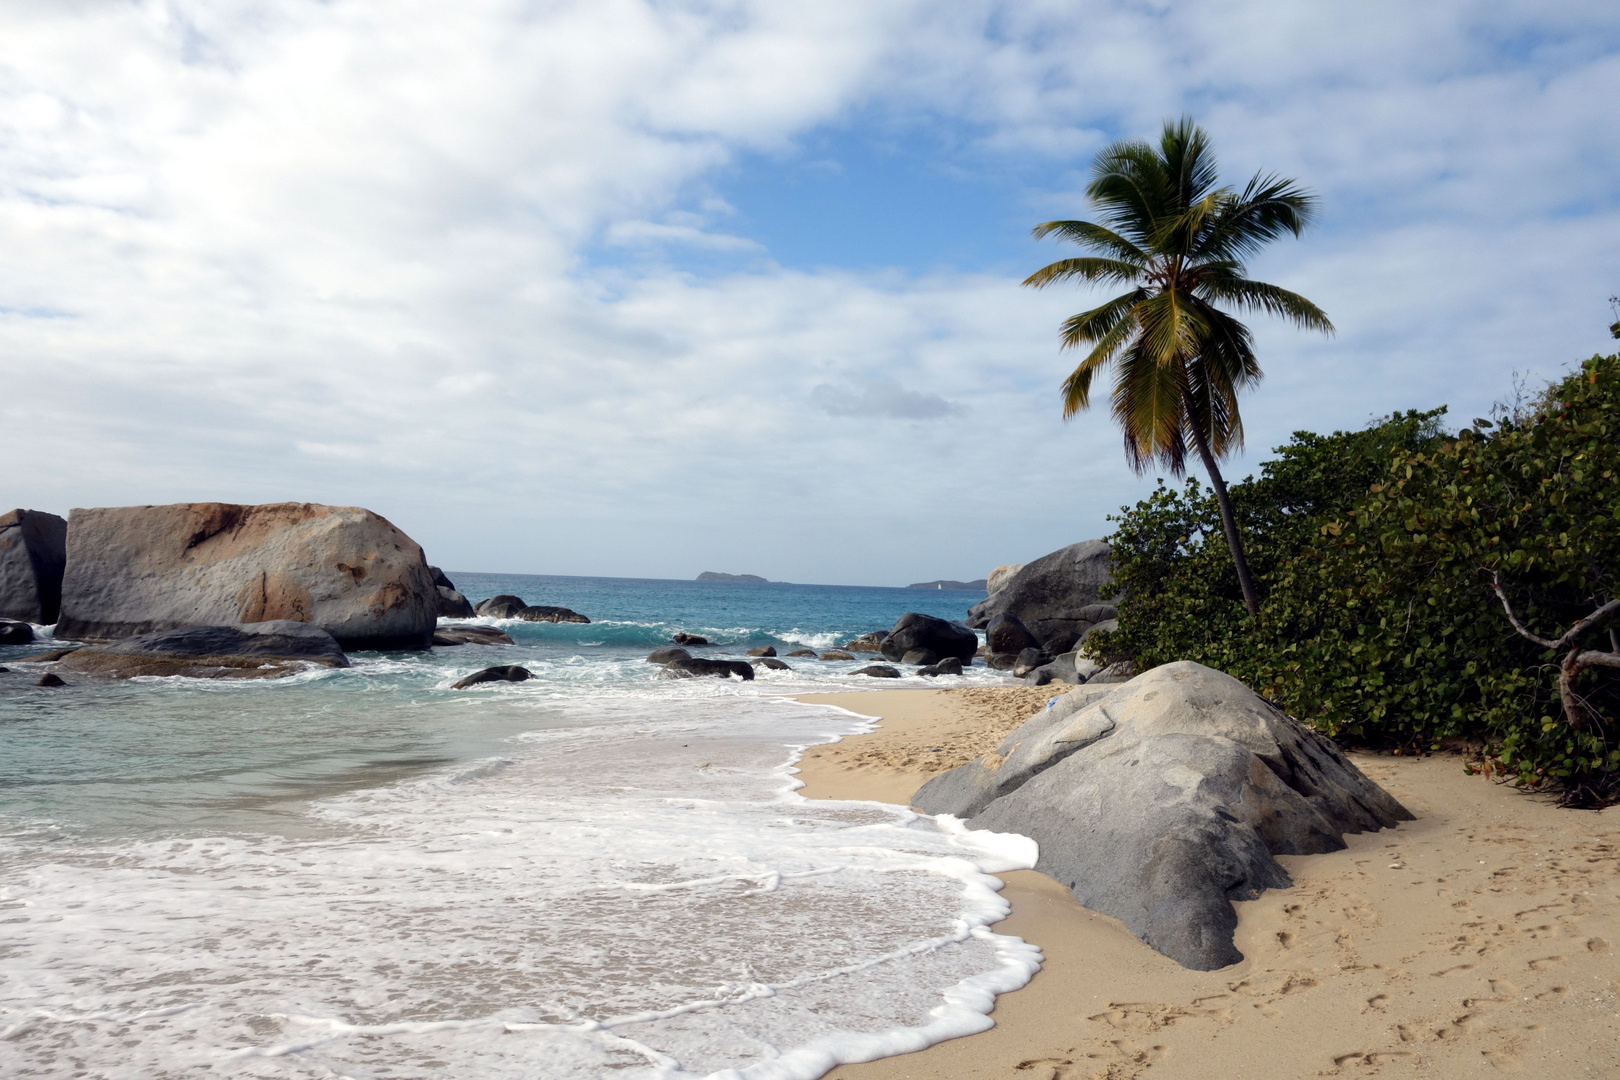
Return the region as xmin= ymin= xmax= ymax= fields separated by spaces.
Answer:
xmin=0 ymin=1 xmax=1616 ymax=585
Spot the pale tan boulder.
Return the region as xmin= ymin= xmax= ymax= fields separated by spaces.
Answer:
xmin=56 ymin=502 xmax=437 ymax=650
xmin=985 ymin=562 xmax=1025 ymax=596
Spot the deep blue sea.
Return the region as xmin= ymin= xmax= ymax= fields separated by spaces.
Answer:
xmin=0 ymin=574 xmax=1042 ymax=1080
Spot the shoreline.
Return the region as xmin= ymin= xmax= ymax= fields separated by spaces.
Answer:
xmin=793 ymin=687 xmax=1620 ymax=1079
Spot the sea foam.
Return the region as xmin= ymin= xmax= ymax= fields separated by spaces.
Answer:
xmin=0 ymin=691 xmax=1040 ymax=1079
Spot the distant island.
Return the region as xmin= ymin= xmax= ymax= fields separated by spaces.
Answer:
xmin=907 ymin=579 xmax=988 ymax=592
xmin=696 ymin=571 xmax=769 ymax=583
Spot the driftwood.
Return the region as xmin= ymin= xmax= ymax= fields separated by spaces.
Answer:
xmin=1490 ymin=571 xmax=1620 ymax=731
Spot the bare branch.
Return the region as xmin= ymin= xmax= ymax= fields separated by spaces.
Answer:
xmin=1565 ymin=597 xmax=1620 ymax=648
xmin=1489 ymin=572 xmax=1620 ymax=650
xmin=1490 ymin=572 xmax=1557 ymax=648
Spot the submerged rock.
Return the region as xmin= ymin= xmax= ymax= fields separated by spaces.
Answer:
xmin=843 ymin=631 xmax=889 ymax=653
xmin=51 ymin=621 xmax=351 ymax=680
xmin=36 ymin=672 xmax=65 ymax=687
xmin=787 ymin=649 xmax=818 ymax=658
xmin=914 ymin=662 xmax=1412 ymax=970
xmin=918 ymin=657 xmax=964 ymax=677
xmin=475 ymin=595 xmax=527 ymax=618
xmin=747 ymin=646 xmax=777 ymax=657
xmin=854 ymin=664 xmax=901 ymax=678
xmin=55 ymin=502 xmax=437 ymax=650
xmin=517 ymin=605 xmax=590 ymax=624
xmin=647 ymin=646 xmax=692 ymax=664
xmin=433 ymin=625 xmax=515 ymax=647
xmin=672 ymin=632 xmax=709 ymax=646
xmin=0 ymin=620 xmax=34 ymax=645
xmin=820 ymin=650 xmax=855 ymax=661
xmin=452 ymin=665 xmax=533 ymax=689
xmin=0 ymin=509 xmax=68 ymax=624
xmin=752 ymin=657 xmax=790 ymax=671
xmin=880 ymin=613 xmax=977 ymax=664
xmin=661 ymin=656 xmax=754 ymax=680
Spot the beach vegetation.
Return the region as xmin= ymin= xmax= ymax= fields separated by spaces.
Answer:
xmin=1023 ymin=116 xmax=1333 ymax=617
xmin=1090 ymin=352 xmax=1620 ymax=805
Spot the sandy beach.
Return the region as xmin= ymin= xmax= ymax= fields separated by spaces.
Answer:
xmin=795 ymin=688 xmax=1620 ymax=1079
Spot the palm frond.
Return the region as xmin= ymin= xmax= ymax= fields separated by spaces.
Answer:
xmin=1086 ymin=141 xmax=1170 ymax=249
xmin=1134 ymin=289 xmax=1207 ymax=369
xmin=1028 ymin=219 xmax=1149 ymax=263
xmin=1060 ymin=309 xmax=1138 ymax=417
xmin=1057 ymin=288 xmax=1147 ymax=350
xmin=1022 ymin=256 xmax=1148 ymax=290
xmin=1196 ymin=271 xmax=1334 ymax=334
xmin=1112 ymin=340 xmax=1189 ymax=475
xmin=1198 ymin=173 xmax=1319 ymax=262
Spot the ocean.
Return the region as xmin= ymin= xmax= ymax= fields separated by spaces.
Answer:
xmin=0 ymin=574 xmax=1042 ymax=1080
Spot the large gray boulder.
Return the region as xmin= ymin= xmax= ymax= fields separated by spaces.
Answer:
xmin=879 ymin=613 xmax=978 ymax=663
xmin=0 ymin=509 xmax=68 ymax=624
xmin=475 ymin=595 xmax=527 ymax=618
xmin=966 ymin=540 xmax=1114 ymax=654
xmin=914 ymin=662 xmax=1412 ymax=971
xmin=55 ymin=503 xmax=438 ymax=650
xmin=49 ymin=621 xmax=349 ymax=679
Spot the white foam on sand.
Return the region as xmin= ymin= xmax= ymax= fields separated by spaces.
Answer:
xmin=0 ymin=693 xmax=1040 ymax=1080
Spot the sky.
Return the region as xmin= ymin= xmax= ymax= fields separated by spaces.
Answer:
xmin=2 ymin=0 xmax=1617 ymax=585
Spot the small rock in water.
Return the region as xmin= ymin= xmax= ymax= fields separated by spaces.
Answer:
xmin=787 ymin=649 xmax=818 ymax=658
xmin=451 ymin=665 xmax=533 ymax=689
xmin=843 ymin=631 xmax=889 ymax=653
xmin=854 ymin=664 xmax=901 ymax=678
xmin=436 ymin=586 xmax=476 ymax=619
xmin=0 ymin=666 xmax=8 ymax=673
xmin=1012 ymin=647 xmax=1052 ymax=677
xmin=672 ymin=632 xmax=709 ymax=646
xmin=517 ymin=605 xmax=590 ymax=624
xmin=918 ymin=657 xmax=964 ymax=677
xmin=474 ymin=595 xmax=528 ymax=618
xmin=661 ymin=656 xmax=754 ymax=680
xmin=36 ymin=673 xmax=65 ymax=687
xmin=752 ymin=657 xmax=790 ymax=671
xmin=0 ymin=621 xmax=34 ymax=645
xmin=820 ymin=650 xmax=856 ymax=661
xmin=432 ymin=626 xmax=515 ymax=647
xmin=747 ymin=646 xmax=776 ymax=657
xmin=647 ymin=646 xmax=692 ymax=664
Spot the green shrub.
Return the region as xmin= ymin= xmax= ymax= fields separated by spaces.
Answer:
xmin=1091 ymin=353 xmax=1620 ymax=803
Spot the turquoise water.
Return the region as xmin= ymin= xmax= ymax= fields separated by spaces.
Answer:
xmin=0 ymin=572 xmax=989 ymax=840
xmin=0 ymin=574 xmax=1040 ymax=1080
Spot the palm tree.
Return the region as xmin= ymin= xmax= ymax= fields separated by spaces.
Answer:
xmin=1024 ymin=116 xmax=1332 ymax=618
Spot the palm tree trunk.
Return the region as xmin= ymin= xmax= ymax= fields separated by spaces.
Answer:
xmin=1185 ymin=417 xmax=1261 ymax=618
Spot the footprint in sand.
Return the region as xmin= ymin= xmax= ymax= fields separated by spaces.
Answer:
xmin=1587 ymin=937 xmax=1610 ymax=952
xmin=1363 ymin=993 xmax=1389 ymax=1012
xmin=1431 ymin=962 xmax=1477 ymax=977
xmin=1526 ymin=955 xmax=1566 ymax=970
